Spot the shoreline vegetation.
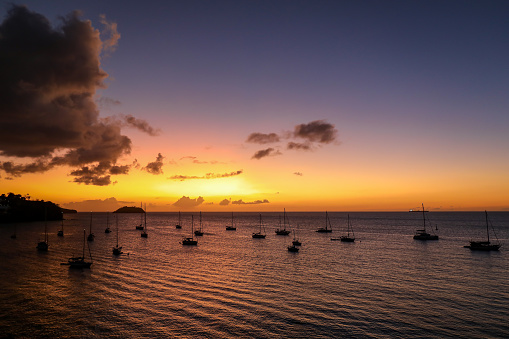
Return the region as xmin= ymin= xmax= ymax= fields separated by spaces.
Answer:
xmin=0 ymin=193 xmax=76 ymax=223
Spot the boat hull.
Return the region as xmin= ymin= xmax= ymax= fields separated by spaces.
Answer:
xmin=316 ymin=228 xmax=332 ymax=233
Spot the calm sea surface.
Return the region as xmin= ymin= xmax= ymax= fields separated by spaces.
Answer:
xmin=1 ymin=211 xmax=508 ymax=338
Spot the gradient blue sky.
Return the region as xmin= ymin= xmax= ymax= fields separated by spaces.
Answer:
xmin=1 ymin=0 xmax=508 ymax=211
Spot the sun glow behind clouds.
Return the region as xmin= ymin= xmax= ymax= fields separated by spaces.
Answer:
xmin=158 ymin=177 xmax=259 ymax=198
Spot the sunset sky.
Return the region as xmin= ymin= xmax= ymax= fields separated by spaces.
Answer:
xmin=1 ymin=0 xmax=508 ymax=212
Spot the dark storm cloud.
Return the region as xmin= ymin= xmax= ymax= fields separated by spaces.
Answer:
xmin=169 ymin=170 xmax=243 ymax=181
xmin=246 ymin=132 xmax=280 ymax=144
xmin=143 ymin=153 xmax=164 ymax=175
xmin=293 ymin=120 xmax=337 ymax=144
xmin=251 ymin=148 xmax=282 ymax=160
xmin=173 ymin=196 xmax=205 ymax=208
xmin=0 ymin=5 xmax=132 ymax=185
xmin=232 ymin=199 xmax=270 ymax=205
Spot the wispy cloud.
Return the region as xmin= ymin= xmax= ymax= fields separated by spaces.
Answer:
xmin=232 ymin=199 xmax=270 ymax=205
xmin=246 ymin=132 xmax=280 ymax=144
xmin=287 ymin=142 xmax=312 ymax=151
xmin=169 ymin=170 xmax=243 ymax=181
xmin=122 ymin=115 xmax=161 ymax=136
xmin=179 ymin=156 xmax=222 ymax=164
xmin=99 ymin=14 xmax=121 ymax=56
xmin=251 ymin=148 xmax=282 ymax=160
xmin=293 ymin=172 xmax=303 ymax=176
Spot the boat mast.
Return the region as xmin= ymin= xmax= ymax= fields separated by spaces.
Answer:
xmin=485 ymin=210 xmax=490 ymax=243
xmin=82 ymin=229 xmax=86 ymax=258
xmin=191 ymin=215 xmax=194 ymax=239
xmin=422 ymin=203 xmax=426 ymax=232
xmin=116 ymin=214 xmax=119 ymax=247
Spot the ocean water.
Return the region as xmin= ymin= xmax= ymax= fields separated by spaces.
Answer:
xmin=1 ymin=211 xmax=508 ymax=338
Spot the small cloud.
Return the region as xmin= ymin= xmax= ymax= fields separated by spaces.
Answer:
xmin=96 ymin=96 xmax=121 ymax=109
xmin=232 ymin=199 xmax=270 ymax=205
xmin=246 ymin=132 xmax=280 ymax=144
xmin=287 ymin=142 xmax=312 ymax=151
xmin=143 ymin=153 xmax=164 ymax=175
xmin=122 ymin=114 xmax=161 ymax=136
xmin=169 ymin=170 xmax=243 ymax=181
xmin=251 ymin=148 xmax=282 ymax=160
xmin=132 ymin=159 xmax=141 ymax=169
xmin=99 ymin=14 xmax=121 ymax=56
xmin=219 ymin=198 xmax=231 ymax=206
xmin=293 ymin=172 xmax=303 ymax=176
xmin=173 ymin=196 xmax=205 ymax=208
xmin=293 ymin=120 xmax=337 ymax=144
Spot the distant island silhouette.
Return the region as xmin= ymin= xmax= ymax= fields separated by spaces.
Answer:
xmin=0 ymin=193 xmax=75 ymax=223
xmin=113 ymin=206 xmax=145 ymax=213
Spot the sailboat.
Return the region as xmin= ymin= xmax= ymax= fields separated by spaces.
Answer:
xmin=87 ymin=213 xmax=95 ymax=241
xmin=141 ymin=204 xmax=148 ymax=238
xmin=252 ymin=214 xmax=266 ymax=238
xmin=62 ymin=229 xmax=92 ymax=269
xmin=176 ymin=211 xmax=182 ymax=229
xmin=226 ymin=212 xmax=237 ymax=230
xmin=413 ymin=204 xmax=438 ymax=240
xmin=316 ymin=211 xmax=333 ymax=233
xmin=10 ymin=224 xmax=16 ymax=239
xmin=104 ymin=212 xmax=111 ymax=233
xmin=275 ymin=209 xmax=291 ymax=235
xmin=287 ymin=244 xmax=300 ymax=252
xmin=465 ymin=211 xmax=501 ymax=251
xmin=113 ymin=214 xmax=123 ymax=255
xmin=182 ymin=215 xmax=198 ymax=245
xmin=339 ymin=214 xmax=355 ymax=242
xmin=58 ymin=218 xmax=64 ymax=237
xmin=37 ymin=219 xmax=49 ymax=251
xmin=292 ymin=229 xmax=301 ymax=246
xmin=194 ymin=211 xmax=204 ymax=236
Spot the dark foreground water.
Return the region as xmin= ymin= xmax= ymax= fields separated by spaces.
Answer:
xmin=1 ymin=211 xmax=508 ymax=338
